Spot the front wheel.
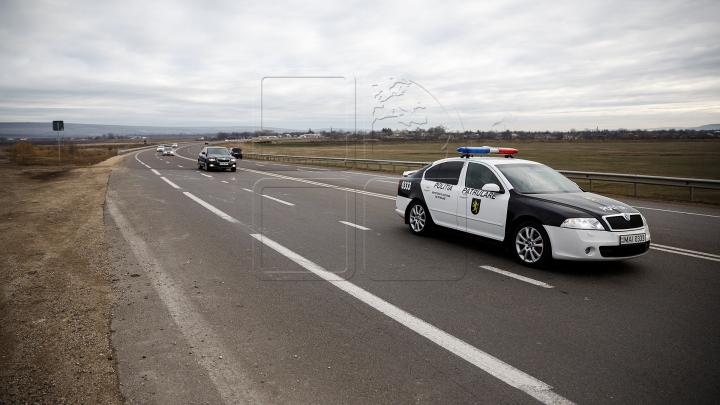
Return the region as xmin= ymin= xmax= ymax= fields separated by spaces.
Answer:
xmin=231 ymin=168 xmax=236 ymax=172
xmin=407 ymin=202 xmax=432 ymax=235
xmin=512 ymin=221 xmax=552 ymax=268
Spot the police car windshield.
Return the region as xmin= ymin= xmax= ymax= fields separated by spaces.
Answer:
xmin=497 ymin=164 xmax=581 ymax=194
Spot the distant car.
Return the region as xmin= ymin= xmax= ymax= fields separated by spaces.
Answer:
xmin=396 ymin=146 xmax=650 ymax=267
xmin=230 ymin=147 xmax=243 ymax=159
xmin=162 ymin=147 xmax=175 ymax=156
xmin=172 ymin=143 xmax=178 ymax=148
xmin=156 ymin=144 xmax=165 ymax=152
xmin=198 ymin=146 xmax=236 ymax=172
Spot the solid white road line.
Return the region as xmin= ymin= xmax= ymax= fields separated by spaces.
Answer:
xmin=251 ymin=234 xmax=574 ymax=405
xmin=151 ymin=169 xmax=161 ymax=176
xmin=183 ymin=192 xmax=240 ymax=224
xmin=161 ymin=177 xmax=181 ymax=189
xmin=106 ymin=196 xmax=257 ymax=404
xmin=375 ymin=180 xmax=400 ymax=184
xmin=340 ymin=221 xmax=370 ymax=231
xmin=273 ymin=163 xmax=290 ymax=166
xmin=651 ymin=243 xmax=720 ymax=259
xmin=238 ymin=168 xmax=395 ymax=200
xmin=242 ymin=188 xmax=254 ymax=193
xmin=262 ymin=194 xmax=295 ymax=206
xmin=200 ymin=173 xmax=212 ymax=178
xmin=480 ymin=266 xmax=554 ymax=288
xmin=651 ymin=245 xmax=720 ymax=262
xmin=633 ymin=206 xmax=720 ymax=219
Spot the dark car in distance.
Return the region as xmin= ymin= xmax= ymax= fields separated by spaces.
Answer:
xmin=230 ymin=147 xmax=243 ymax=159
xmin=198 ymin=147 xmax=237 ymax=172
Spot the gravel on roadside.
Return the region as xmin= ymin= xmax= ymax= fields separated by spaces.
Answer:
xmin=0 ymin=154 xmax=127 ymax=404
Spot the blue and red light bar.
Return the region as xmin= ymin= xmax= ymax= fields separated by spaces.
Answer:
xmin=457 ymin=146 xmax=518 ymax=155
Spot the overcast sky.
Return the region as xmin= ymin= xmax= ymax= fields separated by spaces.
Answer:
xmin=1 ymin=0 xmax=718 ymax=131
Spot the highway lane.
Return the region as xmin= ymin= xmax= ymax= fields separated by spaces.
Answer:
xmin=105 ymin=146 xmax=720 ymax=404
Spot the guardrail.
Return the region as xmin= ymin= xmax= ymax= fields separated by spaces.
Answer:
xmin=244 ymin=153 xmax=428 ymax=172
xmin=245 ymin=153 xmax=720 ymax=202
xmin=559 ymin=171 xmax=720 ymax=202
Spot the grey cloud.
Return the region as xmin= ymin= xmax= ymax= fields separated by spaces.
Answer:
xmin=0 ymin=0 xmax=718 ymax=130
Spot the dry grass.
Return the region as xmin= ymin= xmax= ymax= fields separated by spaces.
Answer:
xmin=5 ymin=141 xmax=144 ymax=166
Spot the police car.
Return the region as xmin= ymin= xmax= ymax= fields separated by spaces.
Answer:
xmin=395 ymin=147 xmax=650 ymax=267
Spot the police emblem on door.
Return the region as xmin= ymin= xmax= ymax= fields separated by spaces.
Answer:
xmin=471 ymin=198 xmax=481 ymax=215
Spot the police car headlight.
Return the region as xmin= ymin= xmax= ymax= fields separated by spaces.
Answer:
xmin=208 ymin=158 xmax=216 ymax=162
xmin=230 ymin=158 xmax=236 ymax=163
xmin=561 ymin=218 xmax=605 ymax=230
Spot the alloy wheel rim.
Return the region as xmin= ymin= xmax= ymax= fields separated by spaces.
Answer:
xmin=515 ymin=226 xmax=544 ymax=263
xmin=409 ymin=205 xmax=426 ymax=232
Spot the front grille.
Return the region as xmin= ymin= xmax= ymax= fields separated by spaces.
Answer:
xmin=600 ymin=242 xmax=650 ymax=258
xmin=604 ymin=214 xmax=644 ymax=230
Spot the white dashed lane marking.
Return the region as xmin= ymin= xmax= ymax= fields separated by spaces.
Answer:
xmin=340 ymin=221 xmax=370 ymax=231
xmin=480 ymin=266 xmax=554 ymax=288
xmin=161 ymin=177 xmax=181 ymax=189
xmin=262 ymin=194 xmax=294 ymax=206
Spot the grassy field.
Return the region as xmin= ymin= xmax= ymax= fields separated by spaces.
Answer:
xmin=241 ymin=139 xmax=720 ymax=205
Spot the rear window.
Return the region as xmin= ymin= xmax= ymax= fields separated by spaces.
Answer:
xmin=424 ymin=161 xmax=465 ymax=185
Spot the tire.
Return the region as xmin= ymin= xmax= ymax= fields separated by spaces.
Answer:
xmin=512 ymin=221 xmax=552 ymax=268
xmin=407 ymin=201 xmax=432 ymax=236
xmin=204 ymin=162 xmax=210 ymax=171
xmin=198 ymin=161 xmax=203 ymax=170
xmin=231 ymin=168 xmax=236 ymax=172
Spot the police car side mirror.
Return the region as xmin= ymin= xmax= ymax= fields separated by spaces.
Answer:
xmin=482 ymin=183 xmax=504 ymax=194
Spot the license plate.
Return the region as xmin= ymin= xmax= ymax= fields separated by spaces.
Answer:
xmin=219 ymin=163 xmax=228 ymax=166
xmin=620 ymin=233 xmax=646 ymax=245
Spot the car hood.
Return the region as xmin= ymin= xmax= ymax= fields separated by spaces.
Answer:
xmin=526 ymin=192 xmax=639 ymax=217
xmin=207 ymin=154 xmax=232 ymax=159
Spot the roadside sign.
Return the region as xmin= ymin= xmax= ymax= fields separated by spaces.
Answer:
xmin=53 ymin=121 xmax=64 ymax=131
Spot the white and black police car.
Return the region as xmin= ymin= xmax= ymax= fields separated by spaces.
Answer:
xmin=395 ymin=146 xmax=650 ymax=267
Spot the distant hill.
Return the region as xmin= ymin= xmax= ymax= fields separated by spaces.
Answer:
xmin=694 ymin=124 xmax=720 ymax=130
xmin=0 ymin=122 xmax=304 ymax=138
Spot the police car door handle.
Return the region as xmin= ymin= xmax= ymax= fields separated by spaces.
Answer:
xmin=423 ymin=185 xmax=430 ymax=191
xmin=459 ymin=194 xmax=467 ymax=199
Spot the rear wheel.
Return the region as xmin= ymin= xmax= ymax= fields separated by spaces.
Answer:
xmin=407 ymin=201 xmax=432 ymax=236
xmin=512 ymin=221 xmax=552 ymax=268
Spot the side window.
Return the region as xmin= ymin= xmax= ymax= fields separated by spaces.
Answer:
xmin=436 ymin=161 xmax=465 ymax=186
xmin=465 ymin=163 xmax=502 ymax=190
xmin=423 ymin=164 xmax=441 ymax=181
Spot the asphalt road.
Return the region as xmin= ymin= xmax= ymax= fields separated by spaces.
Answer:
xmin=104 ymin=144 xmax=720 ymax=404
